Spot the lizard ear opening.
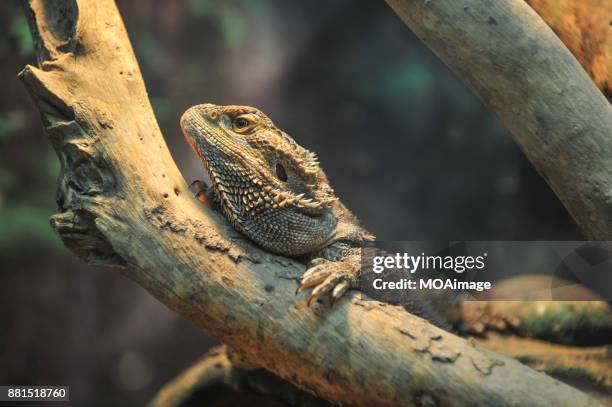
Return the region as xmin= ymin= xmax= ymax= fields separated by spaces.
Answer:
xmin=275 ymin=163 xmax=288 ymax=181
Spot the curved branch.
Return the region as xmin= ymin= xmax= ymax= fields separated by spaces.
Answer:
xmin=474 ymin=334 xmax=612 ymax=392
xmin=457 ymin=300 xmax=612 ymax=346
xmin=149 ymin=346 xmax=330 ymax=407
xmin=386 ymin=0 xmax=612 ymax=240
xmin=150 ymin=347 xmax=232 ymax=407
xmin=19 ymin=1 xmax=599 ymax=406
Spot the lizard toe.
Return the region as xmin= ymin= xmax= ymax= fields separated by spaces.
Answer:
xmin=331 ymin=280 xmax=350 ymax=302
xmin=307 ymin=273 xmax=346 ymax=306
xmin=296 ymin=265 xmax=330 ymax=294
xmin=299 ymin=261 xmax=360 ymax=306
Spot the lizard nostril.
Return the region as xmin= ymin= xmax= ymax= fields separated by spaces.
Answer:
xmin=209 ymin=111 xmax=218 ymax=120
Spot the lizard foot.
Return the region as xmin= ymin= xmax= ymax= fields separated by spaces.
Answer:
xmin=189 ymin=180 xmax=213 ymax=208
xmin=296 ymin=258 xmax=360 ymax=306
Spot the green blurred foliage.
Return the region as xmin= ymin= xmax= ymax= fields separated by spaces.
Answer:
xmin=239 ymin=0 xmax=272 ymax=17
xmin=188 ymin=0 xmax=214 ymax=16
xmin=0 ymin=206 xmax=63 ymax=250
xmin=0 ymin=147 xmax=62 ymax=250
xmin=10 ymin=15 xmax=34 ymax=56
xmin=0 ymin=112 xmax=21 ymax=142
xmin=382 ymin=59 xmax=433 ymax=108
xmin=134 ymin=29 xmax=164 ymax=66
xmin=151 ymin=96 xmax=173 ymax=121
xmin=188 ymin=0 xmax=247 ymax=49
xmin=220 ymin=5 xmax=247 ymax=49
xmin=45 ymin=153 xmax=61 ymax=182
xmin=0 ymin=5 xmax=58 ymax=252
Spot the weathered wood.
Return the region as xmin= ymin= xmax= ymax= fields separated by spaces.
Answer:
xmin=386 ymin=0 xmax=612 ymax=240
xmin=475 ymin=334 xmax=612 ymax=393
xmin=19 ymin=1 xmax=600 ymax=406
xmin=451 ymin=276 xmax=612 ymax=345
xmin=150 ymin=346 xmax=330 ymax=407
xmin=151 ymin=347 xmax=233 ymax=407
xmin=458 ymin=300 xmax=612 ymax=345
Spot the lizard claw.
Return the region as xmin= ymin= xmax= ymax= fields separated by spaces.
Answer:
xmin=189 ymin=180 xmax=213 ymax=208
xmin=331 ymin=281 xmax=350 ymax=300
xmin=295 ymin=259 xmax=331 ymax=294
xmin=296 ymin=259 xmax=360 ymax=306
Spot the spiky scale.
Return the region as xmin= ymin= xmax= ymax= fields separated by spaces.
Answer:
xmin=181 ymin=103 xmax=374 ymax=307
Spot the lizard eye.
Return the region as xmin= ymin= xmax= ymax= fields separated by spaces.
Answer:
xmin=233 ymin=117 xmax=250 ymax=130
xmin=275 ymin=163 xmax=288 ymax=181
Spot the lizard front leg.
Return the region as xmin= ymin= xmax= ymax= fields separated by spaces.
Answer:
xmin=296 ymin=244 xmax=361 ymax=306
xmin=189 ymin=180 xmax=215 ymax=208
xmin=296 ymin=245 xmax=451 ymax=329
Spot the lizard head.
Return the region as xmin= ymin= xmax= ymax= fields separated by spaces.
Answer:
xmin=181 ymin=103 xmax=345 ymax=255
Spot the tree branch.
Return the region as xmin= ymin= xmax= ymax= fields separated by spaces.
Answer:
xmin=19 ymin=0 xmax=600 ymax=406
xmin=474 ymin=334 xmax=612 ymax=392
xmin=386 ymin=0 xmax=612 ymax=240
xmin=149 ymin=346 xmax=330 ymax=407
xmin=457 ymin=300 xmax=612 ymax=345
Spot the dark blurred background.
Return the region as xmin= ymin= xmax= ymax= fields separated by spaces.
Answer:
xmin=0 ymin=0 xmax=582 ymax=405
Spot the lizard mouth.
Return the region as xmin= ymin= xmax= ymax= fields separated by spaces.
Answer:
xmin=180 ymin=109 xmax=217 ymax=188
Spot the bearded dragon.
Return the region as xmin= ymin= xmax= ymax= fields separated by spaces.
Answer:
xmin=180 ymin=103 xmax=445 ymax=322
xmin=181 ymin=103 xmax=373 ymax=306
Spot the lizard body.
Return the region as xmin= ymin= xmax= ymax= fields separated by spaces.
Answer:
xmin=180 ymin=103 xmax=447 ymax=321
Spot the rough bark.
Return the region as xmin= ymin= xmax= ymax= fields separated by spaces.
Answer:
xmin=19 ymin=0 xmax=601 ymax=406
xmin=449 ymin=276 xmax=612 ymax=346
xmin=386 ymin=0 xmax=612 ymax=240
xmin=474 ymin=334 xmax=612 ymax=393
xmin=151 ymin=339 xmax=612 ymax=407
xmin=458 ymin=300 xmax=612 ymax=346
xmin=150 ymin=346 xmax=329 ymax=407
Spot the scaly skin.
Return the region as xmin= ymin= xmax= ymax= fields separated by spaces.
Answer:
xmin=181 ymin=103 xmax=373 ymax=305
xmin=180 ymin=103 xmax=452 ymax=330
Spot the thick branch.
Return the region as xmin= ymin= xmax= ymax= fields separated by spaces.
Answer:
xmin=475 ymin=334 xmax=612 ymax=392
xmin=386 ymin=0 xmax=612 ymax=240
xmin=19 ymin=1 xmax=599 ymax=406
